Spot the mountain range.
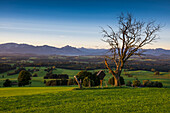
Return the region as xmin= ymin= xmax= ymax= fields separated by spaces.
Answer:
xmin=0 ymin=43 xmax=170 ymax=56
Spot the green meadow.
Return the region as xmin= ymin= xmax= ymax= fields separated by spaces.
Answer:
xmin=0 ymin=87 xmax=170 ymax=113
xmin=0 ymin=67 xmax=170 ymax=87
xmin=0 ymin=68 xmax=170 ymax=113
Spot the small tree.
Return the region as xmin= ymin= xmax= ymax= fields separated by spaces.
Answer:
xmin=83 ymin=77 xmax=94 ymax=87
xmin=33 ymin=73 xmax=38 ymax=77
xmin=126 ymin=81 xmax=132 ymax=87
xmin=3 ymin=79 xmax=12 ymax=87
xmin=102 ymin=13 xmax=161 ymax=86
xmin=18 ymin=70 xmax=31 ymax=86
xmin=154 ymin=71 xmax=160 ymax=75
xmin=67 ymin=78 xmax=74 ymax=85
xmin=132 ymin=80 xmax=141 ymax=87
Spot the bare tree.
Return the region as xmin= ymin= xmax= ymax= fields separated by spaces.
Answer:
xmin=102 ymin=13 xmax=161 ymax=86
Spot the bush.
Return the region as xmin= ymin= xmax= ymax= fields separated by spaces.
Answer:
xmin=143 ymin=80 xmax=150 ymax=86
xmin=44 ymin=80 xmax=46 ymax=84
xmin=92 ymin=72 xmax=100 ymax=86
xmin=67 ymin=78 xmax=74 ymax=85
xmin=108 ymin=76 xmax=125 ymax=86
xmin=44 ymin=74 xmax=69 ymax=79
xmin=154 ymin=81 xmax=163 ymax=88
xmin=83 ymin=77 xmax=94 ymax=87
xmin=77 ymin=70 xmax=92 ymax=81
xmin=33 ymin=73 xmax=38 ymax=77
xmin=126 ymin=81 xmax=132 ymax=87
xmin=143 ymin=80 xmax=163 ymax=87
xmin=120 ymin=76 xmax=125 ymax=85
xmin=18 ymin=70 xmax=31 ymax=86
xmin=145 ymin=81 xmax=154 ymax=87
xmin=76 ymin=70 xmax=100 ymax=86
xmin=46 ymin=79 xmax=68 ymax=86
xmin=132 ymin=80 xmax=141 ymax=87
xmin=154 ymin=71 xmax=160 ymax=75
xmin=3 ymin=79 xmax=12 ymax=87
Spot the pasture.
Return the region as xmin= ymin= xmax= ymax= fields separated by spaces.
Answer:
xmin=0 ymin=87 xmax=170 ymax=113
xmin=0 ymin=68 xmax=170 ymax=112
xmin=0 ymin=67 xmax=170 ymax=87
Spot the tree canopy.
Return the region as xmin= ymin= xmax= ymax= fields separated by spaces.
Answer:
xmin=18 ymin=70 xmax=31 ymax=86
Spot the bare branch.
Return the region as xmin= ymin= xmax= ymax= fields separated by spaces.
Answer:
xmin=101 ymin=13 xmax=162 ymax=86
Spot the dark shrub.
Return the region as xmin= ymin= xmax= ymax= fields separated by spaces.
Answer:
xmin=143 ymin=80 xmax=150 ymax=86
xmin=11 ymin=81 xmax=18 ymax=85
xmin=126 ymin=81 xmax=132 ymax=87
xmin=46 ymin=80 xmax=56 ymax=86
xmin=143 ymin=80 xmax=163 ymax=88
xmin=91 ymin=72 xmax=100 ymax=86
xmin=120 ymin=76 xmax=125 ymax=85
xmin=76 ymin=70 xmax=100 ymax=86
xmin=3 ymin=79 xmax=12 ymax=87
xmin=44 ymin=75 xmax=49 ymax=79
xmin=67 ymin=78 xmax=74 ymax=85
xmin=83 ymin=77 xmax=94 ymax=87
xmin=153 ymin=81 xmax=163 ymax=88
xmin=33 ymin=73 xmax=38 ymax=77
xmin=77 ymin=70 xmax=92 ymax=81
xmin=51 ymin=80 xmax=57 ymax=86
xmin=146 ymin=81 xmax=154 ymax=87
xmin=57 ymin=74 xmax=69 ymax=79
xmin=46 ymin=79 xmax=68 ymax=86
xmin=60 ymin=79 xmax=68 ymax=85
xmin=154 ymin=71 xmax=160 ymax=75
xmin=46 ymin=80 xmax=51 ymax=86
xmin=157 ymin=82 xmax=163 ymax=88
xmin=44 ymin=73 xmax=68 ymax=79
xmin=132 ymin=80 xmax=141 ymax=87
xmin=44 ymin=80 xmax=46 ymax=84
xmin=18 ymin=70 xmax=31 ymax=86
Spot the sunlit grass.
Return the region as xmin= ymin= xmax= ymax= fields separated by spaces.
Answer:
xmin=0 ymin=87 xmax=169 ymax=113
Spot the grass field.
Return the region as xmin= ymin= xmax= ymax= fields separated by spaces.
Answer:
xmin=0 ymin=68 xmax=170 ymax=112
xmin=0 ymin=87 xmax=169 ymax=113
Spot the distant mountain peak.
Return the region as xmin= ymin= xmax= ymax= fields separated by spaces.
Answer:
xmin=0 ymin=43 xmax=169 ymax=56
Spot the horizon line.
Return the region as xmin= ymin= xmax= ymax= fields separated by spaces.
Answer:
xmin=0 ymin=42 xmax=169 ymax=50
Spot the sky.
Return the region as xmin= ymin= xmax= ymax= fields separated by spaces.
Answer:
xmin=0 ymin=0 xmax=170 ymax=49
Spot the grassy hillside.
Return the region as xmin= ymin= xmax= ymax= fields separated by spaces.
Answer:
xmin=0 ymin=87 xmax=169 ymax=113
xmin=0 ymin=68 xmax=170 ymax=112
xmin=0 ymin=67 xmax=170 ymax=87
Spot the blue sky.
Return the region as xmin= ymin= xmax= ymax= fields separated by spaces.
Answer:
xmin=0 ymin=0 xmax=170 ymax=49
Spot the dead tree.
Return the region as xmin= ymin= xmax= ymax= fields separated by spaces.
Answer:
xmin=102 ymin=13 xmax=161 ymax=86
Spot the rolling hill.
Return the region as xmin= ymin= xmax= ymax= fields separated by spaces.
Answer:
xmin=0 ymin=43 xmax=170 ymax=56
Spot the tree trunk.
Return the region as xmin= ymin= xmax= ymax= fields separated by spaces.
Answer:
xmin=112 ymin=73 xmax=121 ymax=87
xmin=100 ymin=80 xmax=103 ymax=88
xmin=74 ymin=76 xmax=82 ymax=89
